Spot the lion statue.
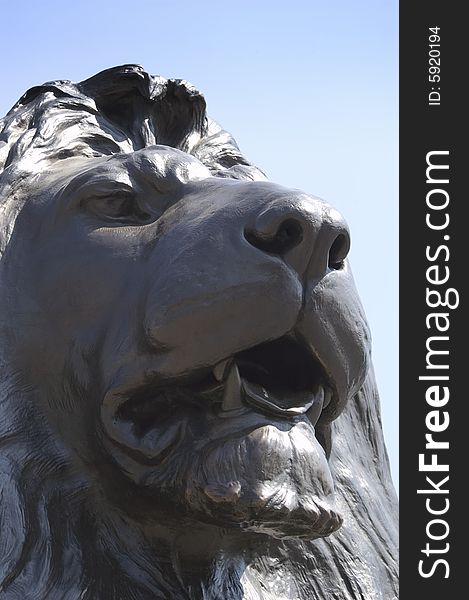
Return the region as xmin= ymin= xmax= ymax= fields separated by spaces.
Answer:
xmin=0 ymin=65 xmax=398 ymax=599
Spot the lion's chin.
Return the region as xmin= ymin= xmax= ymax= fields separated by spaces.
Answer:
xmin=190 ymin=487 xmax=343 ymax=541
xmin=180 ymin=420 xmax=343 ymax=540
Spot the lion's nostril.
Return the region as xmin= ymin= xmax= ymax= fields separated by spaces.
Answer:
xmin=328 ymin=232 xmax=350 ymax=270
xmin=244 ymin=218 xmax=303 ymax=256
xmin=244 ymin=193 xmax=350 ymax=278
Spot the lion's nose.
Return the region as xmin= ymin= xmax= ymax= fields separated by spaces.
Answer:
xmin=244 ymin=195 xmax=351 ymax=278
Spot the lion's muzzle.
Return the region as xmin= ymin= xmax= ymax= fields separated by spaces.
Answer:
xmin=142 ymin=178 xmax=354 ymax=382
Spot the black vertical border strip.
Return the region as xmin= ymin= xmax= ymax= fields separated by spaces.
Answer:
xmin=400 ymin=3 xmax=464 ymax=597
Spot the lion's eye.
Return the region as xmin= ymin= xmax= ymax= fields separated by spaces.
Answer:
xmin=84 ymin=193 xmax=151 ymax=225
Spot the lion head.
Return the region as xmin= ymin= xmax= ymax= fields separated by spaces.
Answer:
xmin=0 ymin=65 xmax=398 ymax=599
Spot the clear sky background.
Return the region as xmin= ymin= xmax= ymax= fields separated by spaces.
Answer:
xmin=0 ymin=0 xmax=398 ymax=485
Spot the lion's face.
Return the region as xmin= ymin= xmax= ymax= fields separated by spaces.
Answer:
xmin=2 ymin=144 xmax=370 ymax=540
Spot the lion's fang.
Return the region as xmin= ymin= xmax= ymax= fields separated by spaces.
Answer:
xmin=221 ymin=363 xmax=244 ymax=411
xmin=213 ymin=358 xmax=233 ymax=382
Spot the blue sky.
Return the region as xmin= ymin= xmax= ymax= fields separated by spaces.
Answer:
xmin=0 ymin=0 xmax=398 ymax=484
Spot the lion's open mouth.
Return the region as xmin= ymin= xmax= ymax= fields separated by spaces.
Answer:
xmin=103 ymin=336 xmax=341 ymax=539
xmin=110 ymin=335 xmax=334 ymax=462
xmin=200 ymin=336 xmax=333 ymax=424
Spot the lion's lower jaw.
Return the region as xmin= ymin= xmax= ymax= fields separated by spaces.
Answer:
xmin=177 ymin=422 xmax=343 ymax=541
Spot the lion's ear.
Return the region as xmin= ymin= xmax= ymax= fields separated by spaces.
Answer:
xmin=79 ymin=65 xmax=208 ymax=152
